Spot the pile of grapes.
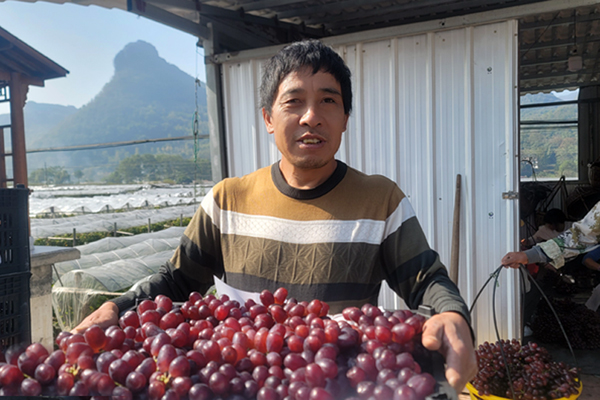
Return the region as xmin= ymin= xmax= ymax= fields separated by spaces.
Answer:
xmin=0 ymin=288 xmax=443 ymax=400
xmin=471 ymin=339 xmax=580 ymax=400
xmin=531 ymin=298 xmax=600 ymax=349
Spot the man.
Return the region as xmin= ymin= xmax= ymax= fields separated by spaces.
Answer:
xmin=75 ymin=39 xmax=476 ymax=392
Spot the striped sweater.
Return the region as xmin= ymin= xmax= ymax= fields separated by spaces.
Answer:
xmin=113 ymin=161 xmax=469 ymax=321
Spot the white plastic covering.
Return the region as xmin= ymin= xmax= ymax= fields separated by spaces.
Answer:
xmin=220 ymin=21 xmax=520 ymax=342
xmin=31 ymin=205 xmax=197 ymax=238
xmin=52 ymin=227 xmax=186 ymax=331
xmin=29 ymin=184 xmax=210 ymax=215
xmin=53 ymin=228 xmax=185 ymax=277
xmin=55 ymin=249 xmax=177 ymax=292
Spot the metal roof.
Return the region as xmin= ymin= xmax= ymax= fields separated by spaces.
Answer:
xmin=0 ymin=26 xmax=69 ymax=85
xmin=4 ymin=0 xmax=600 ymax=93
xmin=520 ymin=4 xmax=600 ymax=93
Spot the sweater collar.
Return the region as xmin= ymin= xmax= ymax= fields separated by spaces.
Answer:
xmin=271 ymin=160 xmax=347 ymax=200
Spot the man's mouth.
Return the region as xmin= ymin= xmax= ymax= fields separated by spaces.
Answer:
xmin=301 ymin=138 xmax=322 ymax=144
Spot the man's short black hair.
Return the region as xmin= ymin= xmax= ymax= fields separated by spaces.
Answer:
xmin=259 ymin=39 xmax=352 ymax=115
xmin=544 ymin=208 xmax=566 ymax=225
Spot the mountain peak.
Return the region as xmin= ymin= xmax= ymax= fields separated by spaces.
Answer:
xmin=114 ymin=40 xmax=162 ymax=72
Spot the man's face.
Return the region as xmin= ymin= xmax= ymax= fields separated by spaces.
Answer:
xmin=263 ymin=68 xmax=349 ymax=172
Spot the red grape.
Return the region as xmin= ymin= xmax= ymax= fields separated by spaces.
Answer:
xmin=168 ymin=355 xmax=191 ymax=378
xmin=125 ymin=370 xmax=147 ymax=393
xmin=108 ymin=359 xmax=133 ymax=385
xmin=21 ymin=378 xmax=42 ymax=396
xmin=34 ymin=362 xmax=56 ymax=385
xmin=84 ymin=324 xmax=107 ymax=351
xmin=189 ymin=383 xmax=212 ymax=400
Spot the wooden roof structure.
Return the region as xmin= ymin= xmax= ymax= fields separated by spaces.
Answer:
xmin=0 ymin=26 xmax=68 ymax=188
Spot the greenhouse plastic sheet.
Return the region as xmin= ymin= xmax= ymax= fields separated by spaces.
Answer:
xmin=53 ymin=236 xmax=182 ymax=278
xmin=29 ymin=184 xmax=211 ymax=215
xmin=55 ymin=249 xmax=177 ymax=292
xmin=31 ymin=205 xmax=196 ymax=238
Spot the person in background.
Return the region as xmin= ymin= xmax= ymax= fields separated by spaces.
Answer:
xmin=503 ymin=202 xmax=600 ymax=270
xmin=522 ymin=208 xmax=566 ymax=247
xmin=503 ymin=201 xmax=600 ymax=318
xmin=74 ymin=39 xmax=477 ymax=392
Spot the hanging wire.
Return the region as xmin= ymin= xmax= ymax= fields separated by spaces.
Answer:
xmin=518 ymin=264 xmax=578 ymax=369
xmin=193 ymin=44 xmax=201 ymax=205
xmin=492 ymin=268 xmax=517 ymax=400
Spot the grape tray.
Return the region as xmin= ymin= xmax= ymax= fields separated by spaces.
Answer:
xmin=466 ymin=381 xmax=582 ymax=400
xmin=0 ymin=187 xmax=30 ymax=275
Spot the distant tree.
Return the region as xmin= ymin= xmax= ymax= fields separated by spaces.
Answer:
xmin=29 ymin=166 xmax=70 ymax=185
xmin=103 ymin=153 xmax=211 ymax=183
xmin=558 ymin=160 xmax=577 ymax=178
xmin=74 ymin=169 xmax=84 ymax=183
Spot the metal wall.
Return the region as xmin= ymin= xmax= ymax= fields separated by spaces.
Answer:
xmin=221 ymin=20 xmax=520 ymax=343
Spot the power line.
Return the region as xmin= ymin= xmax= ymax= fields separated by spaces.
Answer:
xmin=25 ymin=135 xmax=209 ymax=154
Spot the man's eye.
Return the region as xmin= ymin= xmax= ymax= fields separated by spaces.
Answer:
xmin=323 ymin=98 xmax=336 ymax=103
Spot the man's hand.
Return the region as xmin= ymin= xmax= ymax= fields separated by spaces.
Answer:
xmin=501 ymin=251 xmax=528 ymax=269
xmin=71 ymin=301 xmax=119 ymax=334
xmin=421 ymin=311 xmax=477 ymax=394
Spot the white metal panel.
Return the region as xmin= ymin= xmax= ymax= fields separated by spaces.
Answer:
xmin=220 ymin=20 xmax=519 ymax=343
xmin=471 ymin=21 xmax=521 ymax=341
xmin=222 ymin=60 xmax=277 ymax=175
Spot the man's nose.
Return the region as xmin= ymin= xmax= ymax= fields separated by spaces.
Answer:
xmin=299 ymin=105 xmax=322 ymax=127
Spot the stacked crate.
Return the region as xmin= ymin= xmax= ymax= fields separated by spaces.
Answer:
xmin=0 ymin=187 xmax=31 ymax=349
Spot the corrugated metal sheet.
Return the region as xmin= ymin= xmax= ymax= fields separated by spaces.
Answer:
xmin=221 ymin=20 xmax=520 ymax=343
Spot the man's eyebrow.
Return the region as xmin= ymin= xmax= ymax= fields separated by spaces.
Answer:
xmin=280 ymin=88 xmax=304 ymax=97
xmin=279 ymin=87 xmax=342 ymax=97
xmin=320 ymin=87 xmax=342 ymax=96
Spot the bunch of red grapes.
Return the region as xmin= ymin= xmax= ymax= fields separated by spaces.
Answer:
xmin=471 ymin=339 xmax=580 ymax=400
xmin=0 ymin=288 xmax=440 ymax=400
xmin=531 ymin=298 xmax=600 ymax=349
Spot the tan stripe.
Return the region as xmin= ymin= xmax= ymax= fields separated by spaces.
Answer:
xmin=217 ymin=166 xmax=406 ymax=222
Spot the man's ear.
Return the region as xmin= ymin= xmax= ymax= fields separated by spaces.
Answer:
xmin=262 ymin=108 xmax=275 ymax=134
xmin=343 ymin=114 xmax=349 ymax=132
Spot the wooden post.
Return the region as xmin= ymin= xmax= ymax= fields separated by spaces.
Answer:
xmin=73 ymin=228 xmax=76 ymax=247
xmin=450 ymin=174 xmax=461 ymax=285
xmin=113 ymin=222 xmax=117 ymax=237
xmin=0 ymin=127 xmax=6 ymax=188
xmin=148 ymin=218 xmax=151 ymax=233
xmin=9 ymin=72 xmax=28 ymax=188
xmin=180 ymin=213 xmax=183 ymax=227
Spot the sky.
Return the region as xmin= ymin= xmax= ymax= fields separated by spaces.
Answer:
xmin=0 ymin=0 xmax=204 ymax=109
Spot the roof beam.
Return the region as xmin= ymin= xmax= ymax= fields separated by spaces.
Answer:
xmin=277 ymin=0 xmax=456 ymax=23
xmin=203 ymin=15 xmax=278 ymax=50
xmin=520 ymin=70 xmax=585 ymax=80
xmin=239 ymin=0 xmax=308 ymax=13
xmin=519 ymin=12 xmax=599 ymax=30
xmin=198 ymin=3 xmax=323 ymax=37
xmin=520 ymin=36 xmax=600 ymax=52
xmin=521 ymin=81 xmax=584 ymax=92
xmin=127 ymin=0 xmax=210 ymax=39
xmin=318 ymin=0 xmax=543 ymax=31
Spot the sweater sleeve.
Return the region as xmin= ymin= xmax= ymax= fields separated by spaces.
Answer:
xmin=380 ymin=196 xmax=471 ymax=326
xmin=110 ymin=191 xmax=224 ymax=313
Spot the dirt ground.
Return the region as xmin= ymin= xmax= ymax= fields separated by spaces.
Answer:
xmin=458 ymin=374 xmax=600 ymax=399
